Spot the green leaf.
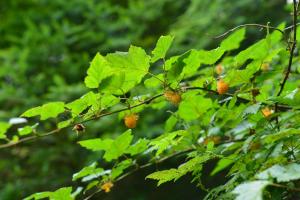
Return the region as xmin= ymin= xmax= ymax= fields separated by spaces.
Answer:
xmin=178 ymin=92 xmax=213 ymax=121
xmin=146 ymin=169 xmax=181 ymax=186
xmin=263 ymin=128 xmax=300 ymax=144
xmin=226 ymin=60 xmax=261 ymax=86
xmin=84 ymin=53 xmax=113 ymax=89
xmin=235 ymin=39 xmax=268 ymax=64
xmin=105 ymin=129 xmax=133 ymax=161
xmin=25 ymin=187 xmax=73 ymax=200
xmin=72 ymin=162 xmax=103 ymax=181
xmin=197 ymin=47 xmax=224 ymax=65
xmin=220 ymin=28 xmax=246 ymax=51
xmin=111 ymin=159 xmax=133 ymax=179
xmin=66 ymin=92 xmax=100 ymax=117
xmin=256 ymin=163 xmax=300 ymax=182
xmin=211 ymin=154 xmax=237 ymax=175
xmin=78 ymin=130 xmax=133 ymax=161
xmin=103 ymin=45 xmax=150 ymax=94
xmin=126 ymin=139 xmax=149 ymax=156
xmin=0 ymin=122 xmax=11 ymax=139
xmin=18 ymin=125 xmax=33 ymax=136
xmin=57 ymin=119 xmax=73 ymax=129
xmin=144 ymin=74 xmax=164 ymax=88
xmin=232 ymin=181 xmax=271 ymax=200
xmin=78 ymin=138 xmax=113 ymax=151
xmin=150 ymin=130 xmax=186 ymax=156
xmin=151 ymin=35 xmax=174 ymax=62
xmin=164 ymin=115 xmax=178 ymax=132
xmin=21 ymin=102 xmax=65 ymax=120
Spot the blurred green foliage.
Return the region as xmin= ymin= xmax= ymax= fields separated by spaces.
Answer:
xmin=0 ymin=0 xmax=289 ymax=199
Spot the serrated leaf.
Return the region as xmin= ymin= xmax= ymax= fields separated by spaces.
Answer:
xmin=25 ymin=187 xmax=73 ymax=200
xmin=151 ymin=35 xmax=174 ymax=62
xmin=150 ymin=130 xmax=186 ymax=156
xmin=126 ymin=139 xmax=149 ymax=156
xmin=103 ymin=46 xmax=150 ymax=94
xmin=178 ymin=92 xmax=213 ymax=121
xmin=220 ymin=28 xmax=246 ymax=51
xmin=72 ymin=162 xmax=103 ymax=181
xmin=78 ymin=130 xmax=133 ymax=161
xmin=211 ymin=154 xmax=237 ymax=176
xmin=263 ymin=128 xmax=300 ymax=144
xmin=21 ymin=102 xmax=65 ymax=120
xmin=111 ymin=159 xmax=133 ymax=179
xmin=256 ymin=163 xmax=300 ymax=182
xmin=0 ymin=122 xmax=11 ymax=139
xmin=146 ymin=169 xmax=181 ymax=186
xmin=105 ymin=130 xmax=133 ymax=161
xmin=78 ymin=138 xmax=113 ymax=151
xmin=232 ymin=181 xmax=270 ymax=200
xmin=18 ymin=125 xmax=33 ymax=136
xmin=235 ymin=39 xmax=268 ymax=64
xmin=84 ymin=53 xmax=113 ymax=88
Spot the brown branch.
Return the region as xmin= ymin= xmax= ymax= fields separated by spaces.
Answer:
xmin=0 ymin=86 xmax=293 ymax=149
xmin=213 ymin=23 xmax=285 ymax=39
xmin=274 ymin=0 xmax=299 ymax=129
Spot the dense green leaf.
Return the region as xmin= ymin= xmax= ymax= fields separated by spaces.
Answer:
xmin=0 ymin=121 xmax=11 ymax=139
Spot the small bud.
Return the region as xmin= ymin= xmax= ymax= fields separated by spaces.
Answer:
xmin=215 ymin=64 xmax=224 ymax=75
xmin=72 ymin=124 xmax=85 ymax=133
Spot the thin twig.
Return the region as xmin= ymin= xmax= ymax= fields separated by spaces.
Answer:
xmin=0 ymin=86 xmax=293 ymax=149
xmin=213 ymin=23 xmax=285 ymax=39
xmin=274 ymin=0 xmax=299 ymax=130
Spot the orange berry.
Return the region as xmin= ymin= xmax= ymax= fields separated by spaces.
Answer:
xmin=261 ymin=63 xmax=269 ymax=71
xmin=164 ymin=90 xmax=181 ymax=105
xmin=217 ymin=79 xmax=229 ymax=94
xmin=124 ymin=114 xmax=139 ymax=128
xmin=215 ymin=64 xmax=224 ymax=75
xmin=261 ymin=107 xmax=273 ymax=118
xmin=101 ymin=181 xmax=114 ymax=193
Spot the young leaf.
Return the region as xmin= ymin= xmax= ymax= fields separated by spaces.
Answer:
xmin=84 ymin=53 xmax=113 ymax=89
xmin=21 ymin=102 xmax=65 ymax=120
xmin=146 ymin=169 xmax=181 ymax=186
xmin=151 ymin=35 xmax=174 ymax=63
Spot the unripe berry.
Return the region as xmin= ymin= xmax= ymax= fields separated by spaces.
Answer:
xmin=249 ymin=142 xmax=261 ymax=151
xmin=261 ymin=107 xmax=273 ymax=118
xmin=261 ymin=62 xmax=270 ymax=71
xmin=217 ymin=79 xmax=229 ymax=95
xmin=203 ymin=136 xmax=221 ymax=145
xmin=215 ymin=64 xmax=224 ymax=75
xmin=164 ymin=90 xmax=181 ymax=105
xmin=101 ymin=181 xmax=114 ymax=193
xmin=124 ymin=114 xmax=139 ymax=128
